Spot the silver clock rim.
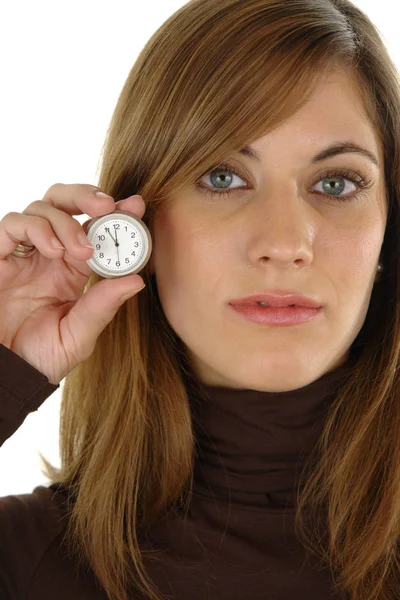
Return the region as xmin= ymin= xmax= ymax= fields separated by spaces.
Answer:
xmin=85 ymin=210 xmax=152 ymax=278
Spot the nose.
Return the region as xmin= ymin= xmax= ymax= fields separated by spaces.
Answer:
xmin=245 ymin=189 xmax=314 ymax=269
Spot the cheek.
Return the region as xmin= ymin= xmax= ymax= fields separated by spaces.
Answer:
xmin=335 ymin=226 xmax=383 ymax=282
xmin=151 ymin=208 xmax=215 ymax=312
xmin=325 ymin=196 xmax=386 ymax=275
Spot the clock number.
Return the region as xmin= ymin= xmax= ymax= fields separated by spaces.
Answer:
xmin=131 ymin=251 xmax=136 ymax=257
xmin=125 ymin=258 xmax=129 ymax=264
xmin=113 ymin=224 xmax=120 ymax=230
xmin=134 ymin=242 xmax=139 ymax=247
xmin=98 ymin=235 xmax=105 ymax=241
xmin=99 ymin=253 xmax=104 ymax=258
xmin=116 ymin=261 xmax=120 ymax=267
xmin=130 ymin=232 xmax=136 ymax=238
xmin=107 ymin=259 xmax=111 ymax=264
xmin=96 ymin=244 xmax=101 ymax=250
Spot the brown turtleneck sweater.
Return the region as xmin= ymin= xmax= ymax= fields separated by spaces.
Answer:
xmin=0 ymin=342 xmax=356 ymax=599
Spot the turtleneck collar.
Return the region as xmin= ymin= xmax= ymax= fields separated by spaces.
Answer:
xmin=184 ymin=358 xmax=357 ymax=510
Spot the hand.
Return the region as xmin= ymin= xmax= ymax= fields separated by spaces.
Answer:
xmin=0 ymin=183 xmax=147 ymax=385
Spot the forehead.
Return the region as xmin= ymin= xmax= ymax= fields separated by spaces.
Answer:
xmin=249 ymin=70 xmax=383 ymax=168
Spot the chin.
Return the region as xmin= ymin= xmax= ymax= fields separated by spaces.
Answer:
xmin=201 ymin=362 xmax=319 ymax=392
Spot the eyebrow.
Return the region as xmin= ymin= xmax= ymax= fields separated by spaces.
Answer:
xmin=238 ymin=141 xmax=380 ymax=167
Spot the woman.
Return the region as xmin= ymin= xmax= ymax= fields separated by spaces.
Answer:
xmin=0 ymin=0 xmax=398 ymax=599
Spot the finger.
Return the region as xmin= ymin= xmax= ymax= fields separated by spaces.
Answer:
xmin=59 ymin=274 xmax=146 ymax=362
xmin=81 ymin=195 xmax=147 ymax=235
xmin=21 ymin=193 xmax=147 ymax=260
xmin=40 ymin=183 xmax=117 ymax=217
xmin=114 ymin=195 xmax=147 ymax=218
xmin=40 ymin=184 xmax=147 ymax=222
xmin=0 ymin=212 xmax=67 ymax=260
xmin=20 ymin=202 xmax=96 ymax=259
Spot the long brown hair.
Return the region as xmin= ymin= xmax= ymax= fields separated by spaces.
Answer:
xmin=39 ymin=1 xmax=400 ymax=598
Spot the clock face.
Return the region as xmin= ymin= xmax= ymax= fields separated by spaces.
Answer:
xmin=86 ymin=213 xmax=151 ymax=276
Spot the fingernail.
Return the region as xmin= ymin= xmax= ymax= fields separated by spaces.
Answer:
xmin=120 ymin=284 xmax=146 ymax=303
xmin=95 ymin=191 xmax=113 ymax=199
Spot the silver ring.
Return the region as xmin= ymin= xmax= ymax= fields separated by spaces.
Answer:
xmin=11 ymin=243 xmax=37 ymax=258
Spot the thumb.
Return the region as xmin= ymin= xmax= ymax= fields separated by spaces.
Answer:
xmin=60 ymin=274 xmax=145 ymax=362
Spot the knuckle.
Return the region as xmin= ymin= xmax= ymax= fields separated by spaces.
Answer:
xmin=22 ymin=199 xmax=44 ymax=212
xmin=25 ymin=214 xmax=52 ymax=232
xmin=44 ymin=183 xmax=64 ymax=195
xmin=0 ymin=212 xmax=25 ymax=229
xmin=42 ymin=183 xmax=64 ymax=205
xmin=1 ymin=211 xmax=19 ymax=222
xmin=41 ymin=183 xmax=98 ymax=207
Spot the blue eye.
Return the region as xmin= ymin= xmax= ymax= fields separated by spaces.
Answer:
xmin=196 ymin=162 xmax=373 ymax=204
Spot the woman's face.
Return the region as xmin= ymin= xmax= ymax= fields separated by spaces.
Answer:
xmin=150 ymin=70 xmax=388 ymax=392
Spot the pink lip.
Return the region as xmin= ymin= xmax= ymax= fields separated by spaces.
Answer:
xmin=229 ymin=292 xmax=322 ymax=309
xmin=229 ymin=304 xmax=322 ymax=327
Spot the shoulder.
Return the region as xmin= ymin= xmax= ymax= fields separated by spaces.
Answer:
xmin=0 ymin=483 xmax=70 ymax=598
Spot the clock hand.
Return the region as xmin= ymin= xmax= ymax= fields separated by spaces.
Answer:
xmin=106 ymin=229 xmax=116 ymax=244
xmin=115 ymin=228 xmax=120 ymax=265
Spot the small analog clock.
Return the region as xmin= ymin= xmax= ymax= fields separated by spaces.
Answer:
xmin=85 ymin=209 xmax=152 ymax=278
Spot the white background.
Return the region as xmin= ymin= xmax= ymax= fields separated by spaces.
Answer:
xmin=0 ymin=0 xmax=397 ymax=496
